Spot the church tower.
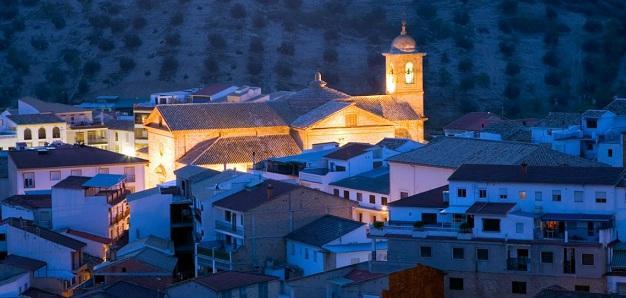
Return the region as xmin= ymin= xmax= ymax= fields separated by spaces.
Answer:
xmin=383 ymin=21 xmax=426 ymax=118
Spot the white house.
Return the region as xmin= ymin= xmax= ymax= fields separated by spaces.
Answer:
xmin=7 ymin=143 xmax=147 ymax=196
xmin=52 ymin=174 xmax=130 ymax=240
xmin=105 ymin=120 xmax=135 ymax=157
xmin=61 ymin=229 xmax=112 ymax=261
xmin=1 ymin=194 xmax=52 ymax=228
xmin=329 ymin=167 xmax=390 ymax=223
xmin=5 ymin=114 xmax=67 ymax=148
xmin=0 ymin=264 xmax=30 ymax=297
xmin=286 ymin=215 xmax=386 ymax=276
xmin=127 ymin=187 xmax=173 ymax=242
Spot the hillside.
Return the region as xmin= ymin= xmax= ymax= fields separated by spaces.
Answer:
xmin=1 ymin=0 xmax=626 ymax=128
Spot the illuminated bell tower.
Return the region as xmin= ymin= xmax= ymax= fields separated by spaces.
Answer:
xmin=383 ymin=21 xmax=426 ymax=117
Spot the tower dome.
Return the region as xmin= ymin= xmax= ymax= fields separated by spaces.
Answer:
xmin=390 ymin=21 xmax=416 ymax=53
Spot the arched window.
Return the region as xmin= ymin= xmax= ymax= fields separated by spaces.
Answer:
xmin=155 ymin=164 xmax=166 ymax=184
xmin=386 ymin=64 xmax=396 ymax=94
xmin=405 ymin=62 xmax=414 ymax=84
xmin=24 ymin=128 xmax=32 ymax=140
xmin=38 ymin=127 xmax=46 ymax=139
xmin=52 ymin=127 xmax=60 ymax=139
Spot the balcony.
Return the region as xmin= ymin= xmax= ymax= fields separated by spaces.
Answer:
xmin=507 ymin=258 xmax=530 ymax=272
xmin=369 ymin=221 xmax=468 ymax=239
xmin=86 ymin=137 xmax=108 ymax=145
xmin=97 ymin=189 xmax=130 ymax=205
xmin=215 ymin=220 xmax=244 ymax=238
xmin=197 ymin=245 xmax=234 ymax=270
xmin=537 ymin=214 xmax=615 ymax=244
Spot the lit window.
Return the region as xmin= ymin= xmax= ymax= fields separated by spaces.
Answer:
xmin=50 ymin=171 xmax=61 ymax=181
xmin=405 ymin=62 xmax=414 ymax=84
xmin=518 ymin=191 xmax=526 ymax=200
xmin=369 ymin=195 xmax=376 ymax=204
xmin=595 ymin=192 xmax=607 ymax=203
xmin=345 ymin=114 xmax=357 ymax=127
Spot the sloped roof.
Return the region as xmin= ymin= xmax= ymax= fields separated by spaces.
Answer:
xmin=174 ymin=165 xmax=221 ymax=182
xmin=95 ymin=247 xmax=177 ymax=273
xmin=76 ymin=280 xmax=164 ymax=298
xmin=9 ymin=145 xmax=146 ymax=169
xmin=534 ymin=112 xmax=581 ymax=128
xmin=1 ymin=255 xmax=47 ymax=272
xmin=466 ymin=202 xmax=516 ymax=215
xmin=389 ymin=185 xmax=449 ymax=208
xmin=449 ymin=164 xmax=624 ymax=185
xmin=0 ymin=264 xmax=27 ymax=282
xmin=154 ymin=103 xmax=286 ymax=131
xmin=388 ymin=137 xmax=605 ymax=168
xmin=347 ymin=95 xmax=421 ymax=120
xmin=481 ymin=120 xmax=531 ymax=142
xmin=177 ymin=135 xmax=301 ymax=166
xmin=213 ymin=180 xmax=299 ymax=212
xmin=603 ymin=98 xmax=626 ymax=116
xmin=7 ymin=113 xmax=65 ymax=125
xmin=444 ymin=112 xmax=501 ymax=131
xmin=193 ymin=83 xmax=231 ymax=96
xmin=184 ymin=271 xmax=277 ymax=292
xmin=64 ymin=229 xmax=112 ymax=244
xmin=4 ymin=218 xmax=86 ymax=250
xmin=324 ymin=143 xmax=373 ymax=160
xmin=286 ymin=215 xmax=364 ymax=247
xmin=105 ymin=119 xmax=134 ymax=131
xmin=330 ymin=167 xmax=389 ymax=194
xmin=291 ymin=101 xmax=352 ymax=128
xmin=20 ymin=97 xmax=87 ymax=113
xmin=375 ymin=138 xmax=414 ymax=150
xmin=582 ymin=109 xmax=611 ymax=118
xmin=53 ymin=176 xmax=91 ymax=189
xmin=2 ymin=194 xmax=51 ymax=209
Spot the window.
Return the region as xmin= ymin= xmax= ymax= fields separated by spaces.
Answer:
xmin=449 ymin=278 xmax=463 ymax=290
xmin=515 ymin=223 xmax=524 ymax=233
xmin=343 ymin=190 xmax=350 ymax=199
xmin=290 ymin=243 xmax=295 ymax=255
xmin=518 ymin=191 xmax=527 ymax=200
xmin=420 ymin=246 xmax=432 ymax=257
xmin=574 ymin=191 xmax=584 ymax=203
xmin=512 ymin=281 xmax=527 ymax=294
xmin=421 ymin=213 xmax=437 ymax=225
xmin=405 ymin=62 xmax=414 ymax=84
xmin=313 ymin=251 xmax=317 ymax=262
xmin=304 ymin=248 xmax=309 ymax=260
xmin=452 ymin=247 xmax=464 ymax=259
xmin=595 ymin=191 xmax=607 ymax=203
xmin=609 ymin=149 xmax=614 ymax=158
xmin=400 ymin=192 xmax=409 ymax=199
xmin=23 ymin=172 xmax=35 ymax=189
xmin=0 ymin=234 xmax=6 ymax=241
xmin=50 ymin=171 xmax=61 ymax=181
xmin=372 ymin=216 xmax=377 ymax=223
xmin=575 ymin=285 xmax=590 ymax=292
xmin=52 ymin=127 xmax=60 ymax=138
xmin=23 ymin=128 xmax=32 ymax=140
xmin=358 ymin=213 xmax=363 ymax=222
xmin=71 ymin=169 xmax=82 ymax=176
xmin=99 ymin=167 xmax=109 ymax=174
xmin=482 ymin=218 xmax=501 ymax=232
xmin=38 ymin=127 xmax=46 ymax=139
xmin=115 ymin=132 xmax=119 ymax=142
xmin=345 ymin=114 xmax=357 ymax=127
xmin=479 ymin=189 xmax=487 ymax=198
xmin=582 ymin=254 xmax=594 ymax=265
xmin=224 ymin=210 xmax=231 ymax=222
xmin=356 ymin=193 xmax=362 ymax=202
xmin=333 ymin=189 xmax=339 ymax=196
xmin=477 ymin=248 xmax=488 ymax=261
xmin=381 ymin=197 xmax=388 ymax=206
xmin=541 ymin=251 xmax=554 ymax=263
xmin=552 ymin=190 xmax=561 ymax=201
xmin=124 ymin=167 xmax=135 ymax=182
xmin=499 ymin=188 xmax=508 ymax=199
xmin=457 ymin=188 xmax=467 ymax=198
xmin=369 ymin=195 xmax=376 ymax=204
xmin=535 ymin=191 xmax=542 ymax=201
xmin=586 ymin=119 xmax=597 ymax=128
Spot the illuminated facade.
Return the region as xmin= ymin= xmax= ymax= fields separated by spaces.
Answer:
xmin=143 ymin=23 xmax=427 ymax=187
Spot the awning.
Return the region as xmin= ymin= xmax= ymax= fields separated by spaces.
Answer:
xmin=440 ymin=206 xmax=470 ymax=214
xmin=82 ymin=174 xmax=126 ymax=188
xmin=541 ymin=213 xmax=613 ymax=222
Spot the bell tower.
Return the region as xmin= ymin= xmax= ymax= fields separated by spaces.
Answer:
xmin=383 ymin=21 xmax=426 ymax=117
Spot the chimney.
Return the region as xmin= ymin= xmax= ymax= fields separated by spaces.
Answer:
xmin=266 ymin=183 xmax=273 ymax=199
xmin=520 ymin=162 xmax=528 ymax=176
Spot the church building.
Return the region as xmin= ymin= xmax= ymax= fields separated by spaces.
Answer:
xmin=143 ymin=22 xmax=427 ymax=186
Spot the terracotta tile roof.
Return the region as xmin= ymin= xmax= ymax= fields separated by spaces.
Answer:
xmin=95 ymin=247 xmax=177 ymax=273
xmin=388 ymin=185 xmax=449 ymax=208
xmin=443 ymin=112 xmax=501 ymax=131
xmin=2 ymin=254 xmax=47 ymax=272
xmin=375 ymin=138 xmax=413 ymax=150
xmin=193 ymin=83 xmax=231 ymax=96
xmin=213 ymin=180 xmax=300 ymax=212
xmin=0 ymin=264 xmax=27 ymax=282
xmin=388 ymin=137 xmax=605 ymax=168
xmin=286 ymin=215 xmax=364 ymax=247
xmin=177 ymin=135 xmax=301 ymax=166
xmin=4 ymin=218 xmax=86 ymax=250
xmin=330 ymin=167 xmax=389 ymax=194
xmin=52 ymin=176 xmax=91 ymax=189
xmin=2 ymin=194 xmax=51 ymax=209
xmin=346 ymin=95 xmax=421 ymax=120
xmin=534 ymin=112 xmax=581 ymax=128
xmin=449 ymin=164 xmax=624 ymax=185
xmin=64 ymin=229 xmax=112 ymax=244
xmin=8 ymin=145 xmax=147 ymax=169
xmin=324 ymin=143 xmax=373 ymax=160
xmin=155 ymin=103 xmax=286 ymax=131
xmin=291 ymin=101 xmax=352 ymax=128
xmin=105 ymin=119 xmax=134 ymax=131
xmin=23 ymin=287 xmax=63 ymax=298
xmin=186 ymin=271 xmax=277 ymax=292
xmin=344 ymin=269 xmax=385 ymax=283
xmin=604 ymin=98 xmax=626 ymax=116
xmin=75 ymin=280 xmax=165 ymax=298
xmin=481 ymin=120 xmax=531 ymax=142
xmin=582 ymin=109 xmax=611 ymax=118
xmin=6 ymin=113 xmax=65 ymax=125
xmin=20 ymin=97 xmax=87 ymax=113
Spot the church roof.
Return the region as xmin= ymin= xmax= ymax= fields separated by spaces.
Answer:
xmin=291 ymin=101 xmax=352 ymax=128
xmin=347 ymin=96 xmax=421 ymax=120
xmin=177 ymin=135 xmax=301 ymax=166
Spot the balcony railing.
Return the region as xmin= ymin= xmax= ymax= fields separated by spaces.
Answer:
xmin=563 ymin=260 xmax=576 ymax=274
xmin=102 ymin=189 xmax=130 ymax=205
xmin=507 ymin=258 xmax=530 ymax=271
xmin=87 ymin=137 xmax=108 ymax=144
xmin=369 ymin=221 xmax=466 ymax=239
xmin=215 ymin=220 xmax=244 ymax=237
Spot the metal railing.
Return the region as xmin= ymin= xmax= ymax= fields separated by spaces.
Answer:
xmin=507 ymin=258 xmax=530 ymax=271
